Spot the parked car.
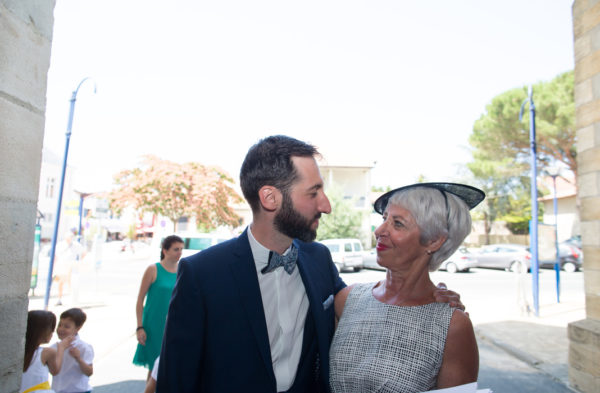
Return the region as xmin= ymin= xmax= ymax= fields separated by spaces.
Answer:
xmin=472 ymin=244 xmax=531 ymax=273
xmin=563 ymin=235 xmax=582 ymax=249
xmin=539 ymin=242 xmax=583 ymax=273
xmin=321 ymin=238 xmax=363 ymax=272
xmin=439 ymin=247 xmax=478 ymax=273
xmin=362 ymin=249 xmax=384 ymax=271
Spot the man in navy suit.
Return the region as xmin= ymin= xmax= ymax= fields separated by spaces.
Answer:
xmin=157 ymin=135 xmax=343 ymax=392
xmin=157 ymin=135 xmax=461 ymax=392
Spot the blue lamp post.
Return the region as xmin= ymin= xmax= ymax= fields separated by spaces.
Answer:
xmin=43 ymin=77 xmax=96 ymax=310
xmin=546 ymin=166 xmax=562 ymax=303
xmin=520 ymin=85 xmax=539 ymax=317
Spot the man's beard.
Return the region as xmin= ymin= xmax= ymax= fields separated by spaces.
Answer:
xmin=274 ymin=191 xmax=320 ymax=242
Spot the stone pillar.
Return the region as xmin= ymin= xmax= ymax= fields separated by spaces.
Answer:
xmin=0 ymin=1 xmax=55 ymax=392
xmin=569 ymin=1 xmax=600 ymax=392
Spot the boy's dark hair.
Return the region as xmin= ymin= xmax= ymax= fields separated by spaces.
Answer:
xmin=240 ymin=135 xmax=319 ymax=212
xmin=160 ymin=235 xmax=184 ymax=260
xmin=60 ymin=307 xmax=87 ymax=328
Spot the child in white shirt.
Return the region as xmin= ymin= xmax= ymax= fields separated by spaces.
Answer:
xmin=21 ymin=310 xmax=74 ymax=393
xmin=51 ymin=308 xmax=94 ymax=393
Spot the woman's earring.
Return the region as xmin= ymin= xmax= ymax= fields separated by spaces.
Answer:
xmin=426 ymin=250 xmax=432 ymax=255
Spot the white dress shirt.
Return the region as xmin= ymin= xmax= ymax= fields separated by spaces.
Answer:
xmin=248 ymin=226 xmax=309 ymax=392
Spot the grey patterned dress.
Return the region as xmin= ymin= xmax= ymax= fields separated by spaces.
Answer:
xmin=330 ymin=282 xmax=455 ymax=393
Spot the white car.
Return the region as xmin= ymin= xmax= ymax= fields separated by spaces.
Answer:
xmin=320 ymin=238 xmax=364 ymax=272
xmin=439 ymin=247 xmax=478 ymax=273
xmin=362 ymin=249 xmax=384 ymax=271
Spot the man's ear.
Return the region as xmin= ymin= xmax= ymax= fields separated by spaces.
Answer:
xmin=258 ymin=186 xmax=280 ymax=212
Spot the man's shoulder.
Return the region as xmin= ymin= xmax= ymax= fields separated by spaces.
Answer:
xmin=296 ymin=239 xmax=329 ymax=254
xmin=180 ymin=235 xmax=243 ymax=268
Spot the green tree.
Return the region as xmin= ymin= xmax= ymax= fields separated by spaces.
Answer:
xmin=316 ymin=187 xmax=364 ymax=241
xmin=108 ymin=155 xmax=243 ymax=232
xmin=470 ymin=71 xmax=575 ymax=176
xmin=468 ymin=71 xmax=573 ymax=235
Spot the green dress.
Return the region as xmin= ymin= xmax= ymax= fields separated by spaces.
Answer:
xmin=133 ymin=262 xmax=177 ymax=369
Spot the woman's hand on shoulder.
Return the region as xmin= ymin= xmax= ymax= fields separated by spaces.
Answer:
xmin=433 ymin=282 xmax=465 ymax=311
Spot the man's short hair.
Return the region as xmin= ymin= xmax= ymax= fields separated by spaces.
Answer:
xmin=60 ymin=307 xmax=87 ymax=328
xmin=240 ymin=135 xmax=318 ymax=212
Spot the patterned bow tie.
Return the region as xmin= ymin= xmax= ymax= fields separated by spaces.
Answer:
xmin=261 ymin=245 xmax=299 ymax=275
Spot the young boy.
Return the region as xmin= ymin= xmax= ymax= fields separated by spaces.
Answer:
xmin=51 ymin=308 xmax=94 ymax=393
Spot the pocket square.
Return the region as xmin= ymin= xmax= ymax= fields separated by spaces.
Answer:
xmin=322 ymin=294 xmax=334 ymax=310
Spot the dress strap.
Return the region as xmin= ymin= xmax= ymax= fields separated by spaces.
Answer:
xmin=22 ymin=381 xmax=50 ymax=393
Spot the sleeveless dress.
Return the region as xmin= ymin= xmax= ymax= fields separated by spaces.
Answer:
xmin=133 ymin=262 xmax=177 ymax=369
xmin=329 ymin=282 xmax=455 ymax=393
xmin=20 ymin=347 xmax=54 ymax=393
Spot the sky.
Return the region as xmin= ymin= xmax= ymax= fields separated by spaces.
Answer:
xmin=42 ymin=0 xmax=575 ymax=193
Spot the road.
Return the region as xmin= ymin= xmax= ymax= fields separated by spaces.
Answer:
xmin=28 ymin=243 xmax=584 ymax=392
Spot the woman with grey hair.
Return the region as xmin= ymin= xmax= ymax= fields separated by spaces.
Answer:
xmin=330 ymin=182 xmax=485 ymax=393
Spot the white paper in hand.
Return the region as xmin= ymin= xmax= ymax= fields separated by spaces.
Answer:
xmin=420 ymin=382 xmax=492 ymax=393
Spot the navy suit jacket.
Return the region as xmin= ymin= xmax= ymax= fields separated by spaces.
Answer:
xmin=156 ymin=229 xmax=346 ymax=393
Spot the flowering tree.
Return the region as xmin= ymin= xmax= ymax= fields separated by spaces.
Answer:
xmin=108 ymin=155 xmax=243 ymax=232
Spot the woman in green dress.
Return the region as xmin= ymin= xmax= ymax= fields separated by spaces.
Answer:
xmin=133 ymin=235 xmax=184 ymax=379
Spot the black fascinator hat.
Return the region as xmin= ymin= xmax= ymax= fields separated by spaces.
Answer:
xmin=374 ymin=182 xmax=485 ymax=215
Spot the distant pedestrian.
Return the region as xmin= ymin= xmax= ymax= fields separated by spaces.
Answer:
xmin=133 ymin=235 xmax=183 ymax=380
xmin=53 ymin=231 xmax=86 ymax=306
xmin=21 ymin=310 xmax=74 ymax=393
xmin=51 ymin=308 xmax=94 ymax=393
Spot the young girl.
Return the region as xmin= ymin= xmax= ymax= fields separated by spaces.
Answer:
xmin=21 ymin=310 xmax=74 ymax=393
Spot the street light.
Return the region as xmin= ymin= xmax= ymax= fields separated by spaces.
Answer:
xmin=44 ymin=77 xmax=96 ymax=310
xmin=74 ymin=190 xmax=93 ymax=243
xmin=519 ymin=85 xmax=539 ymax=316
xmin=546 ymin=165 xmax=562 ymax=303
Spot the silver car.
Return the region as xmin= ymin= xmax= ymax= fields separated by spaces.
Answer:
xmin=473 ymin=244 xmax=531 ymax=272
xmin=439 ymin=247 xmax=478 ymax=273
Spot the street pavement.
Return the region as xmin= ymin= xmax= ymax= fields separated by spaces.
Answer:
xmin=28 ymin=242 xmax=584 ymax=392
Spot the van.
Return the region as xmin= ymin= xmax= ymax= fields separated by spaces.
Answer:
xmin=320 ymin=238 xmax=363 ymax=272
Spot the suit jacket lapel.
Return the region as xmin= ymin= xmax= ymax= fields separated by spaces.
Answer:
xmin=229 ymin=230 xmax=276 ymax=386
xmin=295 ymin=240 xmax=323 ymax=329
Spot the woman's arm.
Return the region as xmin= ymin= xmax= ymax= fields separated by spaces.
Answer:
xmin=43 ymin=336 xmax=75 ymax=375
xmin=136 ymin=264 xmax=157 ymax=346
xmin=333 ymin=285 xmax=354 ymax=323
xmin=436 ymin=309 xmax=479 ymax=388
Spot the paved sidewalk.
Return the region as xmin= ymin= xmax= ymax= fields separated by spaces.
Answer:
xmin=475 ymin=298 xmax=585 ymax=391
xmin=27 ymin=249 xmax=586 ymax=393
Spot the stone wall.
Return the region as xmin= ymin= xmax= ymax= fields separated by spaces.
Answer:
xmin=569 ymin=1 xmax=600 ymax=392
xmin=0 ymin=1 xmax=55 ymax=392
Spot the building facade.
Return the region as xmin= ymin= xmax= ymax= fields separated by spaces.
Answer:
xmin=569 ymin=1 xmax=600 ymax=392
xmin=0 ymin=2 xmax=56 ymax=391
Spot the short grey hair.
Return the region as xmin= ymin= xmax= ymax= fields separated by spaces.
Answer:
xmin=386 ymin=186 xmax=472 ymax=271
